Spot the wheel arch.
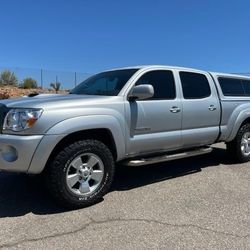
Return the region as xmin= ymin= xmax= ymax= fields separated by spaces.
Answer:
xmin=47 ymin=128 xmax=118 ymax=164
xmin=28 ymin=115 xmax=126 ymax=174
xmin=227 ymin=115 xmax=250 ymax=142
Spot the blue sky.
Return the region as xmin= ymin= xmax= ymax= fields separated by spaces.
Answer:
xmin=0 ymin=0 xmax=250 ymax=75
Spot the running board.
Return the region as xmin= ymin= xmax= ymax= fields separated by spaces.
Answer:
xmin=124 ymin=147 xmax=212 ymax=166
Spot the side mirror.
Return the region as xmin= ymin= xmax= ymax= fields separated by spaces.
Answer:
xmin=129 ymin=84 xmax=154 ymax=101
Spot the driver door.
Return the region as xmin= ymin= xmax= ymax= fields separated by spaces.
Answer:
xmin=125 ymin=69 xmax=182 ymax=156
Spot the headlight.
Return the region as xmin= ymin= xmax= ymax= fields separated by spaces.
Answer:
xmin=3 ymin=109 xmax=43 ymax=132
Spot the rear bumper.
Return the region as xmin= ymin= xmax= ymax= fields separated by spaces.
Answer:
xmin=0 ymin=134 xmax=43 ymax=173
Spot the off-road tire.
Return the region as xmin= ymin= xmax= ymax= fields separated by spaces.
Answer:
xmin=45 ymin=140 xmax=115 ymax=209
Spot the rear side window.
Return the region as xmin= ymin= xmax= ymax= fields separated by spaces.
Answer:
xmin=218 ymin=77 xmax=250 ymax=96
xmin=218 ymin=78 xmax=244 ymax=96
xmin=180 ymin=72 xmax=211 ymax=99
xmin=135 ymin=70 xmax=176 ymax=99
xmin=242 ymin=80 xmax=250 ymax=95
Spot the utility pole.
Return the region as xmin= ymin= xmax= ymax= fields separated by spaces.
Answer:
xmin=74 ymin=72 xmax=77 ymax=87
xmin=40 ymin=69 xmax=43 ymax=89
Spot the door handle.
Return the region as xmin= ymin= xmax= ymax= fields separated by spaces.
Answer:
xmin=170 ymin=106 xmax=181 ymax=113
xmin=208 ymin=105 xmax=216 ymax=111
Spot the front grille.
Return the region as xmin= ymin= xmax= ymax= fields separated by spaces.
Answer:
xmin=0 ymin=104 xmax=9 ymax=133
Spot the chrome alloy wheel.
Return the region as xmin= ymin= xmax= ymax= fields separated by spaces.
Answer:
xmin=66 ymin=153 xmax=104 ymax=196
xmin=240 ymin=132 xmax=250 ymax=156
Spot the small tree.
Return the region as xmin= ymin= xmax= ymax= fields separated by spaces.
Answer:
xmin=50 ymin=82 xmax=61 ymax=93
xmin=20 ymin=77 xmax=38 ymax=89
xmin=0 ymin=70 xmax=18 ymax=86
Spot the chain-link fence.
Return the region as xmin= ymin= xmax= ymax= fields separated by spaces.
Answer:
xmin=0 ymin=66 xmax=93 ymax=90
xmin=0 ymin=66 xmax=250 ymax=90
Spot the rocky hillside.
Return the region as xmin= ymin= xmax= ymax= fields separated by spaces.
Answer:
xmin=0 ymin=86 xmax=68 ymax=99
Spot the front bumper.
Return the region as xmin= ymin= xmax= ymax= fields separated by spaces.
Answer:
xmin=0 ymin=133 xmax=65 ymax=174
xmin=0 ymin=134 xmax=43 ymax=172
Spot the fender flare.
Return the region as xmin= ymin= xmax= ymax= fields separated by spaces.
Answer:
xmin=226 ymin=108 xmax=250 ymax=142
xmin=28 ymin=115 xmax=125 ymax=174
xmin=46 ymin=115 xmax=126 ymax=159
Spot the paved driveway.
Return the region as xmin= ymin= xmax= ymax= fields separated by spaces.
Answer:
xmin=0 ymin=143 xmax=249 ymax=249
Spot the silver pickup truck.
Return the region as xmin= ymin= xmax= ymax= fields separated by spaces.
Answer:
xmin=1 ymin=65 xmax=250 ymax=208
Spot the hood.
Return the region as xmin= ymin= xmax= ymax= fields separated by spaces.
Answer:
xmin=0 ymin=93 xmax=120 ymax=109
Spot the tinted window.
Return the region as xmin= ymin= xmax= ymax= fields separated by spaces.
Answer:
xmin=180 ymin=72 xmax=211 ymax=99
xmin=70 ymin=69 xmax=138 ymax=96
xmin=242 ymin=80 xmax=250 ymax=95
xmin=218 ymin=78 xmax=244 ymax=96
xmin=135 ymin=70 xmax=176 ymax=99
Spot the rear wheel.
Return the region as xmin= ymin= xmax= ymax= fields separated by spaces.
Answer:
xmin=227 ymin=124 xmax=250 ymax=163
xmin=45 ymin=139 xmax=115 ymax=209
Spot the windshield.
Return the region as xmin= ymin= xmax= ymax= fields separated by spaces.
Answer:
xmin=70 ymin=69 xmax=138 ymax=96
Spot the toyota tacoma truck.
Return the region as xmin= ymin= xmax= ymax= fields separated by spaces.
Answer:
xmin=0 ymin=65 xmax=250 ymax=208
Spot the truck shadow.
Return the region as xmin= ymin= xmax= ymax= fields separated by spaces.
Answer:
xmin=0 ymin=145 xmax=234 ymax=217
xmin=112 ymin=145 xmax=233 ymax=191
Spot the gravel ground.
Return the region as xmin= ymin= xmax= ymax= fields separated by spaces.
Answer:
xmin=0 ymin=143 xmax=249 ymax=249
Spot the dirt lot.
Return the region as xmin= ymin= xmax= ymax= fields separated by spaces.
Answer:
xmin=0 ymin=143 xmax=249 ymax=249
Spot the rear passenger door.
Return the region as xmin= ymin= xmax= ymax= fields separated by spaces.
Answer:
xmin=178 ymin=71 xmax=221 ymax=147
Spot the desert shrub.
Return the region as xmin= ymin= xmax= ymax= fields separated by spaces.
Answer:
xmin=50 ymin=82 xmax=61 ymax=93
xmin=0 ymin=91 xmax=10 ymax=99
xmin=0 ymin=70 xmax=18 ymax=86
xmin=20 ymin=77 xmax=38 ymax=89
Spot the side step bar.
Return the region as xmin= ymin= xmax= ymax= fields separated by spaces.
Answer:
xmin=124 ymin=147 xmax=212 ymax=166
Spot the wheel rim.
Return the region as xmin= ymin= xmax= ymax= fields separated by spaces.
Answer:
xmin=66 ymin=153 xmax=104 ymax=196
xmin=240 ymin=132 xmax=250 ymax=156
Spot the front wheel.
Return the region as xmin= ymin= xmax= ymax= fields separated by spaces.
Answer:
xmin=45 ymin=140 xmax=115 ymax=209
xmin=227 ymin=124 xmax=250 ymax=163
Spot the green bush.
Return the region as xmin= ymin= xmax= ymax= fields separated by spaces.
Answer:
xmin=0 ymin=70 xmax=18 ymax=86
xmin=20 ymin=77 xmax=38 ymax=89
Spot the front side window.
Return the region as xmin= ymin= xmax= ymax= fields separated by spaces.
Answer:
xmin=70 ymin=69 xmax=138 ymax=96
xmin=135 ymin=70 xmax=176 ymax=99
xmin=180 ymin=72 xmax=211 ymax=99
